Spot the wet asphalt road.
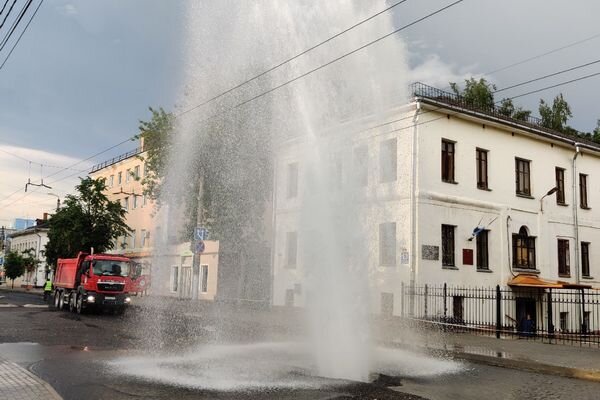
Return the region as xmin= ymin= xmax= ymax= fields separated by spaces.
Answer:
xmin=0 ymin=290 xmax=599 ymax=399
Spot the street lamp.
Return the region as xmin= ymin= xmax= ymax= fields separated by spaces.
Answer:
xmin=47 ymin=193 xmax=61 ymax=212
xmin=540 ymin=187 xmax=558 ymax=212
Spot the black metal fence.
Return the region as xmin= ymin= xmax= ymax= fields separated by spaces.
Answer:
xmin=399 ymin=283 xmax=600 ymax=347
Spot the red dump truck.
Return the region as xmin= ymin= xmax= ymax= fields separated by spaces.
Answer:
xmin=53 ymin=252 xmax=137 ymax=314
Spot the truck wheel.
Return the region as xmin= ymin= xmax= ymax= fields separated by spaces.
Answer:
xmin=53 ymin=290 xmax=61 ymax=309
xmin=76 ymin=294 xmax=84 ymax=315
xmin=69 ymin=294 xmax=76 ymax=313
xmin=58 ymin=292 xmax=65 ymax=310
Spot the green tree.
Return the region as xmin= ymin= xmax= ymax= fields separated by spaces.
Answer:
xmin=21 ymin=248 xmax=39 ymax=276
xmin=539 ymin=93 xmax=572 ymax=133
xmin=4 ymin=251 xmax=25 ymax=288
xmin=136 ymin=107 xmax=175 ymax=204
xmin=45 ymin=177 xmax=130 ymax=267
xmin=450 ymin=77 xmax=496 ymax=109
xmin=498 ymin=98 xmax=532 ymax=121
xmin=592 ymin=120 xmax=600 ymax=143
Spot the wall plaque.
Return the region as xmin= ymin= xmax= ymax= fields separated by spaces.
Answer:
xmin=421 ymin=245 xmax=439 ymax=261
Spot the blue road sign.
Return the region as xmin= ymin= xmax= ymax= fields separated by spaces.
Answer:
xmin=194 ymin=227 xmax=209 ymax=241
xmin=195 ymin=240 xmax=205 ymax=254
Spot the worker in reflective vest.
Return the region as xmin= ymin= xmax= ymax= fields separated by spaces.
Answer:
xmin=43 ymin=279 xmax=53 ymax=302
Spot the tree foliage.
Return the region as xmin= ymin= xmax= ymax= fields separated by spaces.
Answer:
xmin=539 ymin=93 xmax=572 ymax=133
xmin=497 ymin=98 xmax=532 ymax=121
xmin=45 ymin=177 xmax=130 ymax=267
xmin=4 ymin=251 xmax=25 ymax=288
xmin=135 ymin=107 xmax=175 ymax=204
xmin=450 ymin=78 xmax=496 ymax=109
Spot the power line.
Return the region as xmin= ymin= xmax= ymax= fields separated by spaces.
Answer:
xmin=494 ymin=57 xmax=600 ymax=93
xmin=0 ymin=0 xmax=16 ymax=30
xmin=178 ymin=0 xmax=411 ymax=117
xmin=0 ymin=146 xmax=85 ymax=172
xmin=0 ymin=0 xmax=32 ymax=54
xmin=507 ymin=70 xmax=600 ymax=101
xmin=0 ymin=0 xmax=43 ymax=70
xmin=484 ymin=32 xmax=600 ymax=77
xmin=0 ymin=0 xmax=11 ymax=17
xmin=178 ymin=0 xmax=465 ymax=121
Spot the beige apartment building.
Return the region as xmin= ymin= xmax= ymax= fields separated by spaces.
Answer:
xmin=89 ymin=141 xmax=219 ymax=300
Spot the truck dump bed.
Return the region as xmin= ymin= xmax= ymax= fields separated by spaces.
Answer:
xmin=54 ymin=258 xmax=79 ymax=289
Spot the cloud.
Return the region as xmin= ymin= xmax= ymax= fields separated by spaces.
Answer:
xmin=408 ymin=54 xmax=479 ymax=89
xmin=63 ymin=3 xmax=78 ymax=16
xmin=0 ymin=144 xmax=91 ymax=226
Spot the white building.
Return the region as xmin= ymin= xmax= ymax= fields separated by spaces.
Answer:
xmin=8 ymin=225 xmax=50 ymax=288
xmin=272 ymin=83 xmax=600 ymax=325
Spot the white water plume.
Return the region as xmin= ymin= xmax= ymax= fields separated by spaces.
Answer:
xmin=150 ymin=0 xmax=414 ymax=383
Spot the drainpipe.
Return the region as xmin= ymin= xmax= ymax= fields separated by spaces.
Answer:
xmin=410 ymin=101 xmax=421 ymax=315
xmin=572 ymin=144 xmax=581 ymax=285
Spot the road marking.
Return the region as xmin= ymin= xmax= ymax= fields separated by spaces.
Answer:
xmin=23 ymin=304 xmax=49 ymax=308
xmin=0 ymin=304 xmax=18 ymax=307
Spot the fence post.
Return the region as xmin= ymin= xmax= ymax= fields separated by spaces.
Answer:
xmin=400 ymin=281 xmax=405 ymax=318
xmin=581 ymin=289 xmax=587 ymax=334
xmin=496 ymin=285 xmax=501 ymax=339
xmin=443 ymin=283 xmax=447 ymax=332
xmin=424 ymin=284 xmax=428 ymax=317
xmin=547 ymin=289 xmax=554 ymax=339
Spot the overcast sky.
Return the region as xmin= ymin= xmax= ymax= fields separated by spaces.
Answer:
xmin=1 ymin=0 xmax=599 ymax=225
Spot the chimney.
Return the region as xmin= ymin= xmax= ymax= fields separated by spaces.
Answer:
xmin=43 ymin=213 xmax=48 ymax=221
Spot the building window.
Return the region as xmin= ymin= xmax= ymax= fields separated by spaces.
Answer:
xmin=130 ymin=230 xmax=136 ymax=249
xmin=442 ymin=224 xmax=455 ymax=267
xmin=123 ymin=197 xmax=129 ymax=211
xmin=286 ymin=232 xmax=297 ymax=268
xmin=558 ymin=239 xmax=570 ymax=276
xmin=476 ymin=148 xmax=488 ymax=189
xmin=512 ymin=226 xmax=536 ymax=269
xmin=134 ymin=165 xmax=140 ymax=180
xmin=141 ymin=229 xmax=147 ymax=248
xmin=560 ymin=312 xmax=568 ymax=332
xmin=142 ymin=194 xmax=147 ymax=207
xmin=580 ymin=173 xmax=589 ymax=208
xmin=285 ymin=289 xmax=294 ymax=307
xmin=581 ymin=242 xmax=590 ymax=278
xmin=441 ymin=139 xmax=455 ymax=183
xmin=379 ymin=222 xmax=396 ymax=266
xmin=353 ymin=145 xmax=368 ymax=186
xmin=126 ymin=168 xmax=131 ymax=183
xmin=515 ymin=158 xmax=531 ymax=196
xmin=555 ymin=167 xmax=566 ymax=204
xmin=118 ymin=171 xmax=122 ymax=185
xmin=109 ymin=175 xmax=114 ymax=188
xmin=133 ymin=196 xmax=138 ymax=209
xmin=171 ymin=266 xmax=179 ymax=292
xmin=201 ymin=264 xmax=209 ymax=293
xmin=476 ymin=230 xmax=489 ymax=270
xmin=287 ymin=163 xmax=298 ymax=199
xmin=379 ymin=138 xmax=397 ymax=183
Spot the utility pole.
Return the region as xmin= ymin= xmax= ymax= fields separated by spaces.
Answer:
xmin=191 ymin=174 xmax=205 ymax=300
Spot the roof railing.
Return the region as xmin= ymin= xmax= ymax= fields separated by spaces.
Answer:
xmin=89 ymin=146 xmax=144 ymax=173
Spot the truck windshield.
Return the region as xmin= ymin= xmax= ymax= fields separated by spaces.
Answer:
xmin=92 ymin=260 xmax=131 ymax=277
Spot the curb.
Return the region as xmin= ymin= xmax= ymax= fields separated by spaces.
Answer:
xmin=428 ymin=347 xmax=600 ymax=383
xmin=0 ymin=288 xmax=44 ymax=297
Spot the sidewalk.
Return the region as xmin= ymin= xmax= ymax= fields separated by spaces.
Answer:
xmin=0 ymin=357 xmax=62 ymax=400
xmin=0 ymin=286 xmax=43 ymax=296
xmin=391 ymin=330 xmax=600 ymax=382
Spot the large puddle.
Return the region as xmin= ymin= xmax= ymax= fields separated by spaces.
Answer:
xmin=107 ymin=342 xmax=464 ymax=391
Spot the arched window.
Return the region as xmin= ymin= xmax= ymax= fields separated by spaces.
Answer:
xmin=513 ymin=226 xmax=536 ymax=269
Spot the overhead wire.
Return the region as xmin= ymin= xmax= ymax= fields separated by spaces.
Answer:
xmin=0 ymin=0 xmax=43 ymax=70
xmin=0 ymin=0 xmax=16 ymax=30
xmin=178 ymin=0 xmax=411 ymax=117
xmin=494 ymin=57 xmax=600 ymax=94
xmin=177 ymin=0 xmax=465 ymax=121
xmin=0 ymin=0 xmax=11 ymax=17
xmin=0 ymin=0 xmax=32 ymax=53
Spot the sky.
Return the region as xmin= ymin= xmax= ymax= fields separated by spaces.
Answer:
xmin=1 ymin=0 xmax=599 ymax=226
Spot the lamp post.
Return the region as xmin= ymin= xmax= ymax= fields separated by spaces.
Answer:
xmin=539 ymin=187 xmax=558 ymax=213
xmin=47 ymin=193 xmax=60 ymax=212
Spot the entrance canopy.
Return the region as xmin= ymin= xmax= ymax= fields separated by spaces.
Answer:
xmin=508 ymin=274 xmax=592 ymax=289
